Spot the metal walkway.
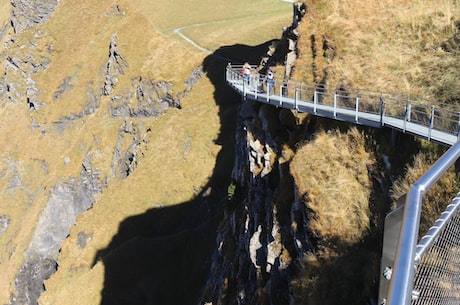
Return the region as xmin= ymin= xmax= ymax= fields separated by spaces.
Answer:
xmin=226 ymin=64 xmax=460 ymax=146
xmin=226 ymin=63 xmax=460 ymax=305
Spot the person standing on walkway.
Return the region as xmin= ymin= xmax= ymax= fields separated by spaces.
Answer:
xmin=242 ymin=62 xmax=251 ymax=85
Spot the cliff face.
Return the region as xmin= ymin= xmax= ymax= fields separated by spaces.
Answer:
xmin=199 ymin=100 xmax=313 ymax=305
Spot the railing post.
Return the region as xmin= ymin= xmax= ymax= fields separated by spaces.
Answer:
xmin=406 ymin=100 xmax=411 ymax=122
xmin=333 ymin=89 xmax=337 ymax=118
xmin=243 ymin=75 xmax=246 ymax=98
xmin=254 ymin=74 xmax=258 ymax=100
xmin=294 ymin=87 xmax=298 ymax=111
xmin=314 ymin=90 xmax=318 ymax=114
xmin=266 ymin=79 xmax=270 ymax=102
xmin=280 ymin=84 xmax=283 ymax=106
xmin=380 ymin=96 xmax=385 ymax=126
xmin=428 ymin=106 xmax=435 ymax=141
xmin=226 ymin=63 xmax=231 ymax=83
xmin=355 ymin=96 xmax=359 ymax=123
xmin=403 ymin=101 xmax=410 ymax=132
xmin=457 ymin=112 xmax=460 ymax=141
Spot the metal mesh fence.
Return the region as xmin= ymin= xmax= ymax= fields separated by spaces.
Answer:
xmin=412 ymin=197 xmax=460 ymax=305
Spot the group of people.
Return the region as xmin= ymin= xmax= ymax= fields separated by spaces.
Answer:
xmin=241 ymin=62 xmax=275 ymax=94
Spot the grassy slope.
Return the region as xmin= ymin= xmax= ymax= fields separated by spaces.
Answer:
xmin=0 ymin=0 xmax=291 ymax=304
xmin=289 ymin=0 xmax=460 ymax=304
xmin=294 ymin=0 xmax=460 ymax=97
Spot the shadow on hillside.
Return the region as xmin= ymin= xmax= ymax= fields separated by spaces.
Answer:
xmin=94 ymin=40 xmax=278 ymax=305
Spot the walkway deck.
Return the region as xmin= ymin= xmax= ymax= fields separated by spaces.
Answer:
xmin=226 ymin=64 xmax=460 ymax=146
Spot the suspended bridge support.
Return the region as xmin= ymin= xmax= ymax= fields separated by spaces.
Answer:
xmin=225 ymin=63 xmax=460 ymax=305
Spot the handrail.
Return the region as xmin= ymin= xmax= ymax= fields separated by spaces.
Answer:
xmin=387 ymin=141 xmax=460 ymax=305
xmin=414 ymin=193 xmax=460 ymax=264
xmin=226 ymin=63 xmax=460 ymax=146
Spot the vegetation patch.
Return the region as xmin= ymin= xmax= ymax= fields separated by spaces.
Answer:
xmin=291 ymin=127 xmax=373 ymax=247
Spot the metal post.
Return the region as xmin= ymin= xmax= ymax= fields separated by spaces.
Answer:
xmin=333 ymin=89 xmax=337 ymax=118
xmin=243 ymin=75 xmax=246 ymax=98
xmin=280 ymin=84 xmax=283 ymax=106
xmin=457 ymin=112 xmax=460 ymax=141
xmin=380 ymin=96 xmax=385 ymax=126
xmin=406 ymin=101 xmax=411 ymax=122
xmin=226 ymin=63 xmax=231 ymax=83
xmin=266 ymin=79 xmax=270 ymax=102
xmin=355 ymin=96 xmax=359 ymax=123
xmin=428 ymin=106 xmax=435 ymax=141
xmin=403 ymin=101 xmax=409 ymax=132
xmin=314 ymin=90 xmax=317 ymax=114
xmin=254 ymin=74 xmax=258 ymax=100
xmin=294 ymin=87 xmax=298 ymax=111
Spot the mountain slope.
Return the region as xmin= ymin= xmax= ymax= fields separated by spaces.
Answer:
xmin=0 ymin=0 xmax=292 ymax=304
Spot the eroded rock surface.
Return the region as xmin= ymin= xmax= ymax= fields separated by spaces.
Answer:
xmin=11 ymin=0 xmax=60 ymax=33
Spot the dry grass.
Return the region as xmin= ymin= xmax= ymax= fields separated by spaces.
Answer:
xmin=128 ymin=0 xmax=291 ymax=33
xmin=294 ymin=0 xmax=460 ymax=99
xmin=179 ymin=10 xmax=292 ymax=51
xmin=0 ymin=0 xmax=9 ymax=27
xmin=291 ymin=127 xmax=373 ymax=246
xmin=290 ymin=127 xmax=379 ymax=305
xmin=391 ymin=146 xmax=459 ymax=235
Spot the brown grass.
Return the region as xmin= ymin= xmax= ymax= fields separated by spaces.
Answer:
xmin=291 ymin=127 xmax=373 ymax=246
xmin=294 ymin=0 xmax=460 ymax=99
xmin=290 ymin=127 xmax=379 ymax=305
xmin=391 ymin=145 xmax=459 ymax=235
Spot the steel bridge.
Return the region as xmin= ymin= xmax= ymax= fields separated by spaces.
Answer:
xmin=226 ymin=64 xmax=460 ymax=305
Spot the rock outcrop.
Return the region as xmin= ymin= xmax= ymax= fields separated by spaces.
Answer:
xmin=103 ymin=34 xmax=128 ymax=96
xmin=199 ymin=100 xmax=312 ymax=305
xmin=9 ymin=154 xmax=105 ymax=305
xmin=10 ymin=0 xmax=60 ymax=33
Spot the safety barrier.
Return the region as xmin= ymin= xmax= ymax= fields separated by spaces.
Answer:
xmin=226 ymin=64 xmax=460 ymax=145
xmin=378 ymin=142 xmax=460 ymax=305
xmin=225 ymin=63 xmax=460 ymax=305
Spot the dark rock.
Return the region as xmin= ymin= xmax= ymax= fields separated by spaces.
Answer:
xmin=103 ymin=34 xmax=128 ymax=96
xmin=9 ymin=257 xmax=57 ymax=305
xmin=111 ymin=120 xmax=149 ymax=179
xmin=109 ymin=77 xmax=179 ymax=117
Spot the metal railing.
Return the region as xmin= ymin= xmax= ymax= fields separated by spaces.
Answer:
xmin=225 ymin=63 xmax=460 ymax=305
xmin=412 ymin=194 xmax=460 ymax=305
xmin=226 ymin=63 xmax=460 ymax=145
xmin=379 ymin=141 xmax=460 ymax=305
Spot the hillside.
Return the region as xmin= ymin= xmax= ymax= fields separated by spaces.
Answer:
xmin=289 ymin=0 xmax=460 ymax=304
xmin=0 ymin=0 xmax=459 ymax=305
xmin=0 ymin=0 xmax=293 ymax=305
